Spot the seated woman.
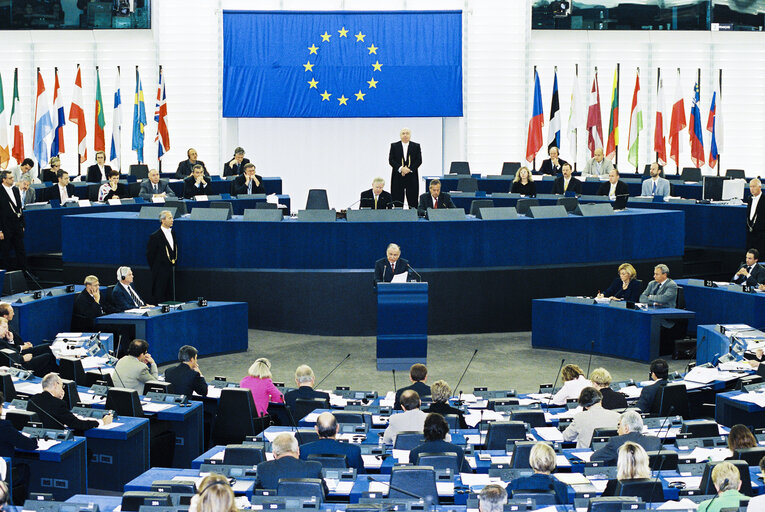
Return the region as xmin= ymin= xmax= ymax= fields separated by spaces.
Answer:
xmin=409 ymin=413 xmax=471 ymax=473
xmin=240 ymin=358 xmax=284 ymax=417
xmin=191 ymin=473 xmax=237 ymax=512
xmin=725 ymin=424 xmax=757 ymax=460
xmin=506 ymin=442 xmax=558 ymax=497
xmin=601 ymin=442 xmax=662 ymax=502
xmin=425 ymin=379 xmax=468 ymax=429
xmin=510 ymin=166 xmax=536 ymax=196
xmin=597 ymin=263 xmax=641 ymax=302
xmin=98 ymin=170 xmax=129 ymax=201
xmin=550 ymin=364 xmax=591 ymax=406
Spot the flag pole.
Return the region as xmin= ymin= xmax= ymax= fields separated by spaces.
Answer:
xmin=697 ymin=67 xmax=701 ymax=174
xmin=158 ymin=64 xmax=162 ymax=173
xmin=655 ymin=67 xmax=660 ymax=166
xmin=117 ymin=65 xmax=121 ymax=174
xmin=717 ymin=68 xmax=722 ymax=176
xmin=676 ymin=67 xmax=680 ymax=175
xmin=76 ymin=64 xmax=82 ymax=177
xmin=636 ymin=66 xmax=639 ymax=174
xmin=615 ymin=62 xmax=620 ymax=167
xmin=574 ymin=63 xmax=578 ymax=172
xmin=35 ymin=67 xmax=40 ymax=178
xmin=532 ymin=65 xmax=537 ymax=172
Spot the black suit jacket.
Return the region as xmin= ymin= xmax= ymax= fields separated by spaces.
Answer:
xmin=600 ymin=387 xmax=628 ymax=410
xmin=146 ymin=229 xmax=178 ymax=275
xmin=175 ymin=160 xmax=209 ymax=179
xmin=426 ymin=401 xmax=468 ymax=429
xmin=634 ymin=379 xmax=668 ymax=413
xmin=222 ymin=157 xmax=251 ymax=177
xmin=164 ymin=362 xmax=208 ymax=397
xmin=86 ymin=164 xmax=113 ymax=183
xmin=409 ymin=439 xmax=470 ymax=472
xmin=733 ymin=262 xmax=765 ymax=286
xmin=28 ymin=391 xmax=99 ymax=432
xmin=231 ymin=174 xmax=265 ymax=195
xmin=284 ymin=385 xmax=330 ymax=410
xmin=597 ymin=180 xmax=629 ymax=197
xmin=394 ymin=381 xmax=431 ymax=411
xmin=0 ymin=418 xmax=38 ymax=456
xmin=71 ymin=290 xmax=105 ymax=332
xmin=552 ymin=176 xmax=582 ymax=195
xmin=0 ymin=185 xmax=24 ymax=234
xmin=590 ymin=431 xmax=663 ymax=465
xmin=602 ymin=278 xmax=641 ymax=303
xmin=539 ymin=158 xmax=568 ymax=175
xmin=254 ymin=456 xmax=325 ymax=491
xmin=388 ymin=141 xmax=422 ymax=175
xmin=360 ymin=189 xmax=393 ymax=210
xmin=46 ymin=183 xmax=76 ymax=203
xmin=747 ymin=194 xmax=765 ymax=234
xmin=183 ymin=176 xmax=211 ymax=198
xmin=417 ymin=192 xmax=455 ymax=217
xmin=374 ymin=257 xmax=409 ymax=283
xmin=99 ymin=183 xmax=129 ymax=201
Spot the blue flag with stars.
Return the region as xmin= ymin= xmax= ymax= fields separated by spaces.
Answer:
xmin=222 ymin=10 xmax=462 ymax=118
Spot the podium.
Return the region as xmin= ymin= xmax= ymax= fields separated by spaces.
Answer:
xmin=376 ymin=282 xmax=428 ymax=371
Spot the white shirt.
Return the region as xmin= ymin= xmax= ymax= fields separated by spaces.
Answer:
xmin=399 ymin=141 xmax=410 ymax=173
xmin=609 ymin=183 xmax=617 ymax=199
xmin=98 ymin=164 xmax=106 ymax=181
xmin=432 ymin=195 xmax=439 ymax=207
xmin=2 ymin=184 xmax=17 ymax=206
xmin=59 ymin=184 xmax=69 ymax=202
xmin=751 ymin=192 xmax=761 ymax=221
xmin=120 ymin=282 xmax=144 ymax=307
xmin=161 ymin=226 xmax=174 ymax=249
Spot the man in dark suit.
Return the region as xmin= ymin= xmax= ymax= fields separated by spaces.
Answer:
xmin=360 ymin=177 xmax=393 ymax=209
xmin=175 ymin=148 xmax=209 ymax=179
xmin=146 ymin=210 xmax=178 ymax=304
xmin=46 ymin=169 xmax=76 ymax=204
xmin=417 ymin=179 xmax=455 ymax=217
xmin=255 ymin=432 xmax=326 ymax=492
xmin=394 ymin=363 xmax=431 ymax=410
xmin=139 ymin=169 xmax=176 ymax=200
xmin=71 ymin=275 xmax=105 ymax=332
xmin=552 ymin=163 xmax=582 ymax=195
xmin=164 ymin=345 xmax=208 ymax=398
xmin=86 ymin=151 xmax=114 ymax=183
xmin=591 ymin=410 xmax=662 ymax=465
xmin=0 ymin=170 xmax=27 ymax=271
xmin=230 ymin=163 xmax=265 ymax=195
xmin=111 ymin=266 xmax=149 ymax=311
xmin=596 ymin=169 xmax=629 ymax=198
xmin=28 ymin=373 xmax=112 ymax=432
xmin=0 ymin=390 xmax=38 ymax=505
xmin=222 ymin=147 xmax=250 ymax=177
xmin=0 ymin=307 xmax=57 ymax=377
xmin=539 ymin=146 xmax=568 ymax=175
xmin=183 ymin=165 xmax=211 ymax=198
xmin=634 ymin=359 xmax=669 ymax=413
xmin=284 ymin=365 xmax=330 ymax=410
xmin=747 ymin=179 xmax=765 ymax=256
xmin=388 ymin=128 xmax=422 ymax=209
xmin=374 ymin=243 xmax=409 ymax=283
xmin=299 ymin=412 xmax=363 ymax=470
xmin=732 ymin=249 xmax=765 ymax=286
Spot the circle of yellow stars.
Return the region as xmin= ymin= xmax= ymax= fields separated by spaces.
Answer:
xmin=302 ymin=26 xmax=382 ymax=107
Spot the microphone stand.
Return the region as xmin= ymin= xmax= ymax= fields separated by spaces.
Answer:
xmin=406 ymin=263 xmax=423 ymax=283
xmin=314 ymin=353 xmax=351 ymax=389
xmin=366 ymin=476 xmax=431 ymax=503
xmin=646 ymin=405 xmax=675 ymax=504
xmin=545 ymin=358 xmax=566 ymax=409
xmin=453 ymin=349 xmax=478 ymax=404
xmin=586 ymin=340 xmax=595 ymax=378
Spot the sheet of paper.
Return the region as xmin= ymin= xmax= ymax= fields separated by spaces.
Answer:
xmin=14 ymin=381 xmax=43 ymax=395
xmin=731 ymin=391 xmax=765 ymax=408
xmin=535 ymin=426 xmax=564 ymax=442
xmin=657 ymin=499 xmax=699 ymax=510
xmin=572 ymin=451 xmax=593 ymax=462
xmin=302 ymin=412 xmax=320 ymax=423
xmin=325 ymin=479 xmax=354 ymax=494
xmin=686 ymin=447 xmax=732 ymax=462
xmin=391 ymin=449 xmax=409 ymax=463
xmin=231 ymin=480 xmax=252 ymax=493
xmin=80 ymin=356 xmax=110 ymax=369
xmin=372 ymin=414 xmax=389 ymax=425
xmin=36 ymin=439 xmax=61 ymax=451
xmin=459 ymin=473 xmax=502 ymax=487
xmin=361 ymin=454 xmax=383 ymax=469
xmin=435 ymin=482 xmax=454 ymax=496
xmin=368 ymin=481 xmax=389 ymax=494
xmin=124 ymin=308 xmax=146 ymax=314
xmin=463 ymin=434 xmax=482 ymax=445
xmin=140 ymin=402 xmax=175 ymax=412
xmin=211 ymin=450 xmax=224 ymax=460
xmin=589 ymin=479 xmax=609 ymax=493
xmin=97 ymin=421 xmax=123 ymax=430
xmin=554 ymin=473 xmax=591 ymax=485
xmin=391 ymin=272 xmax=408 ymax=283
xmin=206 ymin=387 xmax=222 ymax=399
xmin=556 ymin=454 xmax=571 ymax=467
xmin=619 ymin=385 xmax=642 ymax=399
xmin=172 ymin=475 xmax=205 ymax=486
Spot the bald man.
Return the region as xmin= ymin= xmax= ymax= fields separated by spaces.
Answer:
xmin=299 ymin=412 xmax=364 ymax=469
xmin=374 ymin=243 xmax=410 ymax=283
xmin=582 ymin=148 xmax=614 ymax=177
xmin=388 ymin=128 xmax=422 ymax=209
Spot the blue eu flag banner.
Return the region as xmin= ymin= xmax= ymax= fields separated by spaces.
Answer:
xmin=223 ymin=10 xmax=463 ymax=118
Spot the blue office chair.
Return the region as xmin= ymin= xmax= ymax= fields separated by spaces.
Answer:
xmin=389 ymin=466 xmax=438 ymax=504
xmin=615 ymin=478 xmax=665 ymax=502
xmin=733 ymin=447 xmax=765 ymax=466
xmin=510 ymin=410 xmax=546 ymax=428
xmin=332 ymin=411 xmax=372 ymax=429
xmin=212 ymin=388 xmax=259 ymax=445
xmin=292 ymin=398 xmax=328 ymax=421
xmin=511 ymin=490 xmax=558 ymax=505
xmin=502 ymin=162 xmax=521 ymax=175
xmin=393 ymin=432 xmax=424 ymax=450
xmin=485 ymin=421 xmax=526 ymax=450
xmin=306 ymin=453 xmax=348 ymax=469
xmin=645 ymin=450 xmax=678 ymax=471
xmin=277 ymin=478 xmax=325 ymax=501
xmin=305 ymin=189 xmax=330 ymax=209
xmin=223 ymin=444 xmax=265 ymax=465
xmin=700 ymin=460 xmax=753 ymax=496
xmin=416 ymin=452 xmax=459 ymax=473
xmin=450 ymin=161 xmax=471 ymax=175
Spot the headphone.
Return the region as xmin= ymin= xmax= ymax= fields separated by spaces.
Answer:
xmin=118 ymin=267 xmax=129 ymax=281
xmin=197 ymin=480 xmax=228 ymax=496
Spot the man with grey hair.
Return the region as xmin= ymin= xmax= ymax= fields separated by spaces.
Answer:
xmin=146 ymin=209 xmax=178 ymax=303
xmin=639 ymin=264 xmax=680 ymax=353
xmin=478 ymin=484 xmax=507 ymax=512
xmin=223 ymin=147 xmax=250 ymax=177
xmin=747 ymin=178 xmax=765 ymax=256
xmin=590 ymin=410 xmax=661 ymax=465
xmin=71 ymin=275 xmax=105 ymax=331
xmin=29 ymin=373 xmax=112 ymax=431
xmin=374 ymin=243 xmax=409 ymax=283
xmin=254 ymin=432 xmax=324 ymax=490
xmin=15 ymin=176 xmax=35 ymax=208
xmin=360 ymin=177 xmax=393 ymax=210
xmin=389 ymin=128 xmax=422 ymax=209
xmin=284 ymin=364 xmax=330 ymax=410
xmin=164 ymin=345 xmax=207 ymax=398
xmin=139 ymin=169 xmax=175 ymax=200
xmin=111 ymin=266 xmax=150 ymax=311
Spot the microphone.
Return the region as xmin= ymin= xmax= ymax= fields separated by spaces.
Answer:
xmin=646 ymin=405 xmax=675 ymax=504
xmin=366 ymin=476 xmax=429 ymax=502
xmin=282 ymin=402 xmax=305 ymax=444
xmin=382 ymin=262 xmax=387 ymax=283
xmin=586 ymin=340 xmax=595 ymax=378
xmin=390 ymin=200 xmax=405 ymax=209
xmin=392 ymin=369 xmax=397 ymax=393
xmin=345 ymin=198 xmax=363 ymax=210
xmin=314 ymin=353 xmax=351 ymax=389
xmin=705 ymin=477 xmax=729 ymax=512
xmin=406 ymin=263 xmax=423 ymax=282
xmin=545 ymin=358 xmax=566 ymax=409
xmin=29 ymin=395 xmax=73 ymax=432
xmin=453 ymin=349 xmax=478 ymax=401
xmin=24 ymin=271 xmax=44 ymax=294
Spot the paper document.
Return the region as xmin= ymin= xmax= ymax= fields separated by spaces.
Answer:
xmin=361 ymin=454 xmax=383 ymax=469
xmin=657 ymin=499 xmax=699 ymax=510
xmin=685 ymin=447 xmax=731 ymax=462
xmin=14 ymin=381 xmax=43 ymax=395
xmin=554 ymin=473 xmax=591 ymax=485
xmin=391 ymin=449 xmax=410 ymax=463
xmin=37 ymin=439 xmax=61 ymax=450
xmin=123 ymin=308 xmax=146 ymax=314
xmin=141 ymin=402 xmax=175 ymax=412
xmin=572 ymin=451 xmax=593 ymax=462
xmin=459 ymin=473 xmax=502 ymax=487
xmin=206 ymin=387 xmax=222 ymax=399
xmin=97 ymin=422 xmax=124 ymax=430
xmin=326 ymin=479 xmax=354 ymax=494
xmin=730 ymin=391 xmax=765 ymax=408
xmin=391 ymin=272 xmax=408 ymax=283
xmin=535 ymin=426 xmax=565 ymax=442
xmin=368 ymin=482 xmax=389 ymax=494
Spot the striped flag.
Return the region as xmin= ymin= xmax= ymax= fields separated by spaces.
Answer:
xmin=627 ymin=71 xmax=643 ymax=170
xmin=547 ymin=69 xmax=560 ymax=151
xmin=567 ymin=72 xmax=581 ymax=163
xmin=0 ymin=73 xmax=8 ymax=169
xmin=654 ymin=76 xmax=667 ymax=166
xmin=707 ymin=85 xmax=723 ymax=169
xmin=94 ymin=68 xmax=106 ymax=152
xmin=10 ymin=69 xmax=24 ymax=164
xmin=69 ymin=65 xmax=87 ymax=163
xmin=605 ymin=67 xmax=619 ymax=161
xmin=110 ymin=69 xmax=122 ymax=170
xmin=688 ymin=81 xmax=705 ymax=168
xmin=525 ymin=69 xmax=544 ymax=163
xmin=586 ymin=72 xmax=603 ymax=156
xmin=51 ymin=68 xmax=66 ymax=157
xmin=33 ymin=70 xmax=55 ymax=168
xmin=668 ymin=71 xmax=686 ymax=167
xmin=132 ymin=68 xmax=147 ymax=163
xmin=154 ymin=67 xmax=170 ymax=159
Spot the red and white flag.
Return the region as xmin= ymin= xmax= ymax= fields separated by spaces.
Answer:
xmin=10 ymin=68 xmax=24 ymax=164
xmin=654 ymin=76 xmax=667 ymax=166
xmin=668 ymin=71 xmax=686 ymax=167
xmin=586 ymin=72 xmax=603 ymax=157
xmin=68 ymin=65 xmax=87 ymax=163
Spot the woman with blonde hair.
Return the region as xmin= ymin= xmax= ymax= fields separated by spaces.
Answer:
xmin=550 ymin=364 xmax=591 ymax=406
xmin=597 ymin=263 xmax=640 ymax=302
xmin=240 ymin=357 xmax=284 ymax=416
xmin=425 ymin=380 xmax=468 ymax=429
xmin=510 ymin=166 xmax=536 ymax=196
xmin=191 ymin=473 xmax=237 ymax=512
xmin=602 ymin=442 xmax=663 ymax=502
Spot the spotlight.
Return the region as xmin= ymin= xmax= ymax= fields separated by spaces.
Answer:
xmin=552 ymin=0 xmax=571 ymax=17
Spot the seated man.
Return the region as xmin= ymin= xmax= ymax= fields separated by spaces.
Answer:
xmin=639 ymin=264 xmax=679 ymax=354
xmin=71 ymin=275 xmax=105 ymax=331
xmin=383 ymin=390 xmax=427 ymax=445
xmin=360 ymin=177 xmax=393 ymax=209
xmin=591 ymin=411 xmax=662 ymax=465
xmin=409 ymin=413 xmax=470 ymax=472
xmin=164 ymin=345 xmax=208 ymax=398
xmin=139 ymin=168 xmax=176 ymax=200
xmin=11 ymin=158 xmax=36 ymax=184
xmin=732 ymin=248 xmax=765 ymax=287
xmin=112 ymin=339 xmax=159 ymax=394
xmin=98 ymin=170 xmax=129 ymax=201
xmin=539 ymin=146 xmax=568 ymax=175
xmin=182 ymin=164 xmax=211 ymax=198
xmin=394 ymin=363 xmax=431 ymax=410
xmin=175 ymin=148 xmax=208 ymax=179
xmin=634 ymin=359 xmax=670 ymax=413
xmin=284 ymin=364 xmax=330 ymax=409
xmin=417 ymin=179 xmax=454 ymax=217
xmin=697 ymin=462 xmax=747 ymax=512
xmin=29 ymin=373 xmax=112 ymax=431
xmin=230 ymin=163 xmax=265 ymax=195
xmin=16 ymin=176 xmax=36 ymax=208
xmin=478 ymin=484 xmax=508 ymax=512
xmin=0 ymin=312 xmax=57 ymax=377
xmin=46 ymin=169 xmax=76 ymax=203
xmin=374 ymin=243 xmax=409 ymax=284
xmin=299 ymin=412 xmax=364 ymax=470
xmin=551 ymin=163 xmax=582 ymax=195
xmin=582 ymin=148 xmax=614 ymax=177
xmin=254 ymin=432 xmax=325 ymax=491
xmin=596 ymin=168 xmax=629 ymax=199
xmin=222 ymin=147 xmax=250 ymax=177
xmin=641 ymin=162 xmax=670 ymax=197
xmin=562 ymin=387 xmax=620 ymax=449
xmin=111 ymin=266 xmax=150 ymax=311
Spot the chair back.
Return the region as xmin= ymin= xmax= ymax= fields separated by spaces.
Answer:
xmin=6 ymin=409 xmax=39 ymax=430
xmin=212 ymin=388 xmax=257 ymax=445
xmin=680 ymin=167 xmax=702 ymax=182
xmin=164 ymin=200 xmax=188 ymax=215
xmin=129 ymin=164 xmax=149 ymax=179
xmin=61 ymin=379 xmax=80 ymax=409
xmin=443 ymin=414 xmax=460 ymax=429
xmin=223 ymin=444 xmax=265 ymax=465
xmin=333 ymin=411 xmax=373 ymax=428
xmin=393 ymin=431 xmax=424 ymax=450
xmin=470 ymin=199 xmax=494 ymax=217
xmin=457 ymin=177 xmax=478 ymax=192
xmin=681 ymin=419 xmax=719 ymax=438
xmin=450 ymin=161 xmax=470 ymax=175
xmin=502 ymin=162 xmax=521 ymax=175
xmin=510 ymin=410 xmax=546 ymax=428
xmin=416 ymin=452 xmax=459 ymax=473
xmin=510 ymin=490 xmax=558 ymax=505
xmin=292 ymin=398 xmax=328 ymax=421
xmin=615 ymin=478 xmax=665 ymax=502
xmin=733 ymin=447 xmax=765 ymax=466
xmin=3 ymin=271 xmax=28 ymax=295
xmin=389 ymin=466 xmax=438 ymax=504
xmin=645 ymin=450 xmax=679 ymax=471
xmin=700 ymin=460 xmax=753 ymax=496
xmin=651 ymin=383 xmax=688 ymax=419
xmin=306 ymin=453 xmax=349 ymax=469
xmin=277 ymin=478 xmax=325 ymax=501
xmin=143 ymin=381 xmax=172 ymax=394
xmin=592 ymin=427 xmax=618 ymax=438
xmin=305 ymin=189 xmax=330 ymax=210
xmin=57 ymin=357 xmax=87 ymax=386
xmin=726 ymin=169 xmax=746 ymax=179
xmin=105 ymin=387 xmax=143 ymax=417
xmin=556 ymin=197 xmax=579 ymax=212
xmin=485 ymin=421 xmax=526 ymax=450
xmin=586 ymin=497 xmax=639 ymax=512
xmin=515 ymin=198 xmax=540 ymax=215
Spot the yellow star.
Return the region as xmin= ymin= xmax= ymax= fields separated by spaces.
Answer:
xmin=338 ymin=27 xmax=349 ymax=37
xmin=338 ymin=95 xmax=348 ymax=106
xmin=307 ymin=78 xmax=318 ymax=89
xmin=367 ymin=44 xmax=378 ymax=55
xmin=320 ymin=90 xmax=331 ymax=101
xmin=308 ymin=44 xmax=319 ymax=54
xmin=355 ymin=90 xmax=366 ymax=101
xmin=367 ymin=78 xmax=378 ymax=89
xmin=303 ymin=61 xmax=314 ymax=72
xmin=354 ymin=31 xmax=365 ymax=42
xmin=372 ymin=60 xmax=383 ymax=71
xmin=320 ymin=31 xmax=331 ymax=42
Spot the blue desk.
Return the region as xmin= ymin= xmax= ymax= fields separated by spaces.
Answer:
xmin=66 ymin=495 xmax=123 ymax=512
xmin=697 ymin=325 xmax=732 ymax=365
xmin=716 ymin=390 xmax=765 ymax=427
xmin=84 ymin=416 xmax=150 ymax=491
xmin=15 ymin=436 xmax=87 ymax=500
xmin=676 ymin=279 xmax=765 ymax=331
xmin=95 ymin=301 xmax=248 ymax=365
xmin=4 ymin=285 xmax=84 ymax=343
xmin=532 ymin=298 xmax=695 ymax=362
xmin=376 ymin=283 xmax=428 ymax=371
xmin=161 ymin=176 xmax=283 ymax=197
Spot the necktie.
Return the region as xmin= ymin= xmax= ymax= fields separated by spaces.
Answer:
xmin=153 ymin=184 xmax=158 ymax=194
xmin=564 ymin=180 xmax=568 ymax=192
xmin=652 ymin=181 xmax=657 ymax=195
xmin=61 ymin=187 xmax=68 ymax=202
xmin=128 ymin=286 xmax=143 ymax=307
xmin=433 ymin=196 xmax=438 ymax=208
xmin=391 ymin=263 xmax=395 ymax=274
xmin=374 ymin=196 xmax=378 ymax=209
xmin=247 ymin=181 xmax=252 ymax=194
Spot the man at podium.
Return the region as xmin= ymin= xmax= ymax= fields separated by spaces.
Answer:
xmin=374 ymin=243 xmax=409 ymax=283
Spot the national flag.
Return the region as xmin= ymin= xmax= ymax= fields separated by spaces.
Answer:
xmin=69 ymin=65 xmax=87 ymax=163
xmin=689 ymin=81 xmax=705 ymax=168
xmin=10 ymin=69 xmax=24 ymax=164
xmin=627 ymin=72 xmax=643 ymax=170
xmin=547 ymin=69 xmax=560 ymax=151
xmin=110 ymin=69 xmax=122 ymax=170
xmin=94 ymin=68 xmax=105 ymax=152
xmin=668 ymin=72 xmax=686 ymax=167
xmin=0 ymin=73 xmax=9 ymax=169
xmin=51 ymin=68 xmax=65 ymax=157
xmin=654 ymin=76 xmax=667 ymax=166
xmin=132 ymin=68 xmax=147 ymax=163
xmin=567 ymin=72 xmax=581 ymax=164
xmin=586 ymin=72 xmax=603 ymax=156
xmin=707 ymin=85 xmax=723 ymax=169
xmin=33 ymin=70 xmax=55 ymax=168
xmin=154 ymin=67 xmax=170 ymax=159
xmin=605 ymin=67 xmax=619 ymax=161
xmin=525 ymin=70 xmax=544 ymax=163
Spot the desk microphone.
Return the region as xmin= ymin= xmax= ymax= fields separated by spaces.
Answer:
xmin=390 ymin=201 xmax=405 ymax=209
xmin=392 ymin=369 xmax=397 ymax=395
xmin=453 ymin=349 xmax=478 ymax=402
xmin=406 ymin=263 xmax=423 ymax=282
xmin=366 ymin=476 xmax=429 ymax=502
xmin=545 ymin=358 xmax=566 ymax=409
xmin=24 ymin=271 xmax=44 ymax=294
xmin=345 ymin=198 xmax=363 ymax=211
xmin=314 ymin=353 xmax=351 ymax=389
xmin=586 ymin=340 xmax=595 ymax=378
xmin=647 ymin=405 xmax=675 ymax=504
